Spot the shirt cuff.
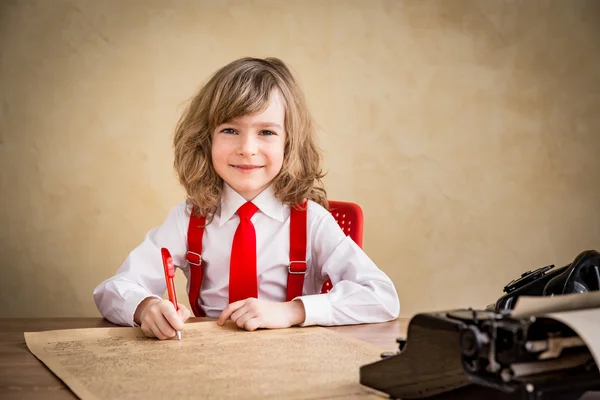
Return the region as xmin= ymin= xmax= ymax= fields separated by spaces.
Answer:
xmin=123 ymin=291 xmax=162 ymax=327
xmin=296 ymin=294 xmax=332 ymax=327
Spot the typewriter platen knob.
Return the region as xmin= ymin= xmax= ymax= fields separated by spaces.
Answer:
xmin=460 ymin=325 xmax=489 ymax=359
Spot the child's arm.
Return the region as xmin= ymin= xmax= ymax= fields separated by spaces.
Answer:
xmin=93 ymin=203 xmax=191 ymax=330
xmin=298 ymin=207 xmax=400 ymax=327
xmin=217 ymin=204 xmax=400 ymax=331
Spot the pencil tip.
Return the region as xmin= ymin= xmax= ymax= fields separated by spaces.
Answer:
xmin=177 ymin=331 xmax=182 ymax=341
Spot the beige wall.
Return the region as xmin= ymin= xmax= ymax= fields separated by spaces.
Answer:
xmin=1 ymin=0 xmax=599 ymax=319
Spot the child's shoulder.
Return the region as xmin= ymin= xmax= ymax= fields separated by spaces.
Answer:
xmin=305 ymin=200 xmax=332 ymax=220
xmin=304 ymin=200 xmax=346 ymax=240
xmin=172 ymin=200 xmax=192 ymax=213
xmin=164 ymin=200 xmax=193 ymax=223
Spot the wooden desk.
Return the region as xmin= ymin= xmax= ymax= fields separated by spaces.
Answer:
xmin=0 ymin=317 xmax=407 ymax=399
xmin=2 ymin=318 xmax=598 ymax=400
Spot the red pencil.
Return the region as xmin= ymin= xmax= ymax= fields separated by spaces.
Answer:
xmin=161 ymin=247 xmax=181 ymax=340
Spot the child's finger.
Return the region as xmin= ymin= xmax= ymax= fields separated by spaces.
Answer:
xmin=152 ymin=314 xmax=176 ymax=339
xmin=217 ymin=300 xmax=246 ymax=325
xmin=148 ymin=320 xmax=170 ymax=340
xmin=230 ymin=304 xmax=252 ymax=324
xmin=177 ymin=304 xmax=191 ymax=322
xmin=141 ymin=323 xmax=155 ymax=338
xmin=159 ymin=301 xmax=184 ymax=331
xmin=234 ymin=310 xmax=254 ymax=329
xmin=163 ymin=311 xmax=184 ymax=332
xmin=244 ymin=317 xmax=261 ymax=332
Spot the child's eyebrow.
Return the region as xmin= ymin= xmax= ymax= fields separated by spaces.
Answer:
xmin=251 ymin=122 xmax=283 ymax=129
xmin=220 ymin=120 xmax=283 ymax=130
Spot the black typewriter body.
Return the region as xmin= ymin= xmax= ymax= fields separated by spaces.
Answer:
xmin=360 ymin=309 xmax=600 ymax=400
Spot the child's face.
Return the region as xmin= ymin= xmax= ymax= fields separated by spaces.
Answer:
xmin=212 ymin=90 xmax=286 ymax=201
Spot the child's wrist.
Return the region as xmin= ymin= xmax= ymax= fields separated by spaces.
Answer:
xmin=288 ymin=299 xmax=306 ymax=326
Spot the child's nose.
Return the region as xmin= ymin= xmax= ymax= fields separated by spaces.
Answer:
xmin=237 ymin=134 xmax=258 ymax=156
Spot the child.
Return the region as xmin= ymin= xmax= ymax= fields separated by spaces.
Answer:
xmin=93 ymin=57 xmax=400 ymax=339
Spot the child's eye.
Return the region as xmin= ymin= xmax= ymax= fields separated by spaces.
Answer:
xmin=260 ymin=130 xmax=276 ymax=136
xmin=221 ymin=128 xmax=237 ymax=134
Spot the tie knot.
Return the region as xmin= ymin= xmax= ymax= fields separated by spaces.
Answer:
xmin=237 ymin=202 xmax=258 ymax=220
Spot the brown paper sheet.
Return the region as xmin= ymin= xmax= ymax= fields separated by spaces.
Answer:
xmin=25 ymin=321 xmax=387 ymax=400
xmin=510 ymin=291 xmax=600 ymax=318
xmin=512 ymin=292 xmax=600 ymax=367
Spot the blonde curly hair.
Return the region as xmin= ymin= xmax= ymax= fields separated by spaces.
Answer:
xmin=173 ymin=57 xmax=327 ymax=219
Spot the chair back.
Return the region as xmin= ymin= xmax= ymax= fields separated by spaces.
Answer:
xmin=328 ymin=200 xmax=364 ymax=248
xmin=320 ymin=200 xmax=364 ymax=294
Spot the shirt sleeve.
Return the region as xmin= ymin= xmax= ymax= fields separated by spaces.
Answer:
xmin=297 ymin=211 xmax=400 ymax=327
xmin=92 ymin=203 xmax=190 ymax=326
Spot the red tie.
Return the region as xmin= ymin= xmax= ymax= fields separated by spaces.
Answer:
xmin=229 ymin=202 xmax=259 ymax=303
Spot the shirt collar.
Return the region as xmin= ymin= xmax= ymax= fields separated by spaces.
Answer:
xmin=218 ymin=183 xmax=285 ymax=226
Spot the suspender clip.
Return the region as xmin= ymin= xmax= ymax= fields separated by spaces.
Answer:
xmin=186 ymin=251 xmax=202 ymax=266
xmin=288 ymin=261 xmax=307 ymax=275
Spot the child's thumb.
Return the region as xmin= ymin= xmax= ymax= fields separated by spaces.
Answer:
xmin=177 ymin=304 xmax=191 ymax=321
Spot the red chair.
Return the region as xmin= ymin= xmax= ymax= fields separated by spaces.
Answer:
xmin=320 ymin=200 xmax=364 ymax=293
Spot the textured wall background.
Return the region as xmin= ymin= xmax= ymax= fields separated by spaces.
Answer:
xmin=1 ymin=0 xmax=599 ymax=319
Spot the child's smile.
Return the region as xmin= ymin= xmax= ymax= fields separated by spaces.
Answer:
xmin=230 ymin=164 xmax=265 ymax=173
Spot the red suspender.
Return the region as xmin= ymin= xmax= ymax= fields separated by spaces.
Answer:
xmin=186 ymin=210 xmax=206 ymax=317
xmin=287 ymin=201 xmax=308 ymax=301
xmin=186 ymin=202 xmax=308 ymax=317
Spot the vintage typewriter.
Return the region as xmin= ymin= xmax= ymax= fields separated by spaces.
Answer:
xmin=360 ymin=250 xmax=600 ymax=400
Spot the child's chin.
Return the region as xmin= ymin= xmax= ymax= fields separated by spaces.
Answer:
xmin=232 ymin=182 xmax=269 ymax=197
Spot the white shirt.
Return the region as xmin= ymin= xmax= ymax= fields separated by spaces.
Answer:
xmin=93 ymin=184 xmax=400 ymax=327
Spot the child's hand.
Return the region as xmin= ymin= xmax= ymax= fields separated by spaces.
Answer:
xmin=134 ymin=297 xmax=191 ymax=339
xmin=217 ymin=298 xmax=306 ymax=331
